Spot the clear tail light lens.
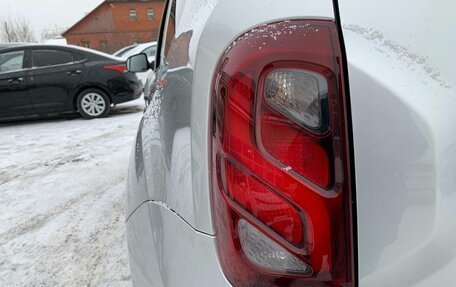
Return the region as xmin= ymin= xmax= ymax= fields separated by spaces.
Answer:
xmin=211 ymin=20 xmax=355 ymax=287
xmin=264 ymin=69 xmax=328 ymax=131
xmin=238 ymin=219 xmax=312 ymax=275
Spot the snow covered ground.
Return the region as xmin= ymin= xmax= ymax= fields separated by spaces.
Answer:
xmin=0 ymin=99 xmax=145 ymax=286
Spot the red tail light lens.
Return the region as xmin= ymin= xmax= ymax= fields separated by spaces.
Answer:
xmin=104 ymin=64 xmax=127 ymax=73
xmin=225 ymin=161 xmax=305 ymax=246
xmin=211 ymin=20 xmax=354 ymax=286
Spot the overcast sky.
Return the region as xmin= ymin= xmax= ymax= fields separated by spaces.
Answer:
xmin=0 ymin=0 xmax=104 ymax=38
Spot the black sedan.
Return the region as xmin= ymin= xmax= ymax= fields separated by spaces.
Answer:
xmin=0 ymin=44 xmax=143 ymax=121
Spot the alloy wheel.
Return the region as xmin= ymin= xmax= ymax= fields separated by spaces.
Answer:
xmin=80 ymin=93 xmax=107 ymax=117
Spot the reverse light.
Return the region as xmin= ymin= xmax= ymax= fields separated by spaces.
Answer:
xmin=238 ymin=219 xmax=312 ymax=275
xmin=264 ymin=69 xmax=328 ymax=132
xmin=211 ymin=20 xmax=355 ymax=287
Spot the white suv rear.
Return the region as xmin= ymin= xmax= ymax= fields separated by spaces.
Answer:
xmin=125 ymin=0 xmax=456 ymax=286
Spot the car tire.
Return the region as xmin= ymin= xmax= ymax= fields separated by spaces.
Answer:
xmin=77 ymin=89 xmax=111 ymax=119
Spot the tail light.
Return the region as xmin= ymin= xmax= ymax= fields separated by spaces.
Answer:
xmin=104 ymin=64 xmax=127 ymax=73
xmin=210 ymin=20 xmax=355 ymax=286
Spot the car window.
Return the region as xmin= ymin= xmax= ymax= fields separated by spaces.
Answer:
xmin=142 ymin=46 xmax=157 ymax=58
xmin=115 ymin=45 xmax=137 ymax=57
xmin=32 ymin=50 xmax=74 ymax=68
xmin=161 ymin=0 xmax=176 ymax=63
xmin=160 ymin=0 xmax=191 ymax=69
xmin=72 ymin=52 xmax=88 ymax=62
xmin=0 ymin=51 xmax=24 ymax=73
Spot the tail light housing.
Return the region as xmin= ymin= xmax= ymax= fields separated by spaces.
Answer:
xmin=211 ymin=20 xmax=355 ymax=286
xmin=104 ymin=64 xmax=127 ymax=73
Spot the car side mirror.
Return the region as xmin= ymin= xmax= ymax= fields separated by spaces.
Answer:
xmin=127 ymin=53 xmax=150 ymax=73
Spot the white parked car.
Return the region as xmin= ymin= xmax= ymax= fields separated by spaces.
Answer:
xmin=112 ymin=44 xmax=138 ymax=58
xmin=120 ymin=42 xmax=157 ymax=62
xmin=125 ymin=0 xmax=455 ymax=286
xmin=119 ymin=42 xmax=157 ymax=84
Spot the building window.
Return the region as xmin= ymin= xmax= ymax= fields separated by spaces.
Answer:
xmin=81 ymin=41 xmax=90 ymax=48
xmin=129 ymin=9 xmax=137 ymax=21
xmin=100 ymin=41 xmax=108 ymax=52
xmin=147 ymin=8 xmax=154 ymax=20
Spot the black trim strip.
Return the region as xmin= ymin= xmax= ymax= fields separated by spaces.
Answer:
xmin=332 ymin=1 xmax=359 ymax=286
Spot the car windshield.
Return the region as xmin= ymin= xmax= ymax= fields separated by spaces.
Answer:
xmin=113 ymin=45 xmax=138 ymax=57
xmin=120 ymin=42 xmax=157 ymax=60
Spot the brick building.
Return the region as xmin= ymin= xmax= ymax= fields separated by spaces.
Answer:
xmin=63 ymin=0 xmax=165 ymax=53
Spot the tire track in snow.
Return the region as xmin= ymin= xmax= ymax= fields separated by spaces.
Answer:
xmin=0 ymin=176 xmax=125 ymax=247
xmin=0 ymin=128 xmax=131 ymax=187
xmin=0 ymin=107 xmax=142 ymax=286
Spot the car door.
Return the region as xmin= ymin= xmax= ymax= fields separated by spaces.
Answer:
xmin=140 ymin=0 xmax=201 ymax=230
xmin=0 ymin=49 xmax=33 ymax=118
xmin=27 ymin=48 xmax=85 ymax=113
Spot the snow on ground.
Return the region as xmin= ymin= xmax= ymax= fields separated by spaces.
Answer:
xmin=0 ymin=99 xmax=145 ymax=287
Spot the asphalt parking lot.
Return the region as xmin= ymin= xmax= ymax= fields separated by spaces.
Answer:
xmin=0 ymin=100 xmax=144 ymax=287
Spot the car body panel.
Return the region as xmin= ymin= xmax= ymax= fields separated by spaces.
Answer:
xmin=0 ymin=48 xmax=31 ymax=116
xmin=0 ymin=70 xmax=31 ymax=117
xmin=339 ymin=0 xmax=456 ymax=285
xmin=126 ymin=201 xmax=230 ymax=287
xmin=27 ymin=61 xmax=85 ymax=113
xmin=128 ymin=0 xmax=335 ymax=235
xmin=126 ymin=0 xmax=336 ymax=285
xmin=128 ymin=0 xmax=456 ymax=285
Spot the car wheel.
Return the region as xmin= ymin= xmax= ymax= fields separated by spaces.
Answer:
xmin=77 ymin=89 xmax=111 ymax=119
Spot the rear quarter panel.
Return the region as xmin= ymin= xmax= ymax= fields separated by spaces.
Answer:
xmin=339 ymin=0 xmax=456 ymax=285
xmin=127 ymin=0 xmax=335 ymax=233
xmin=126 ymin=0 xmax=337 ymax=285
